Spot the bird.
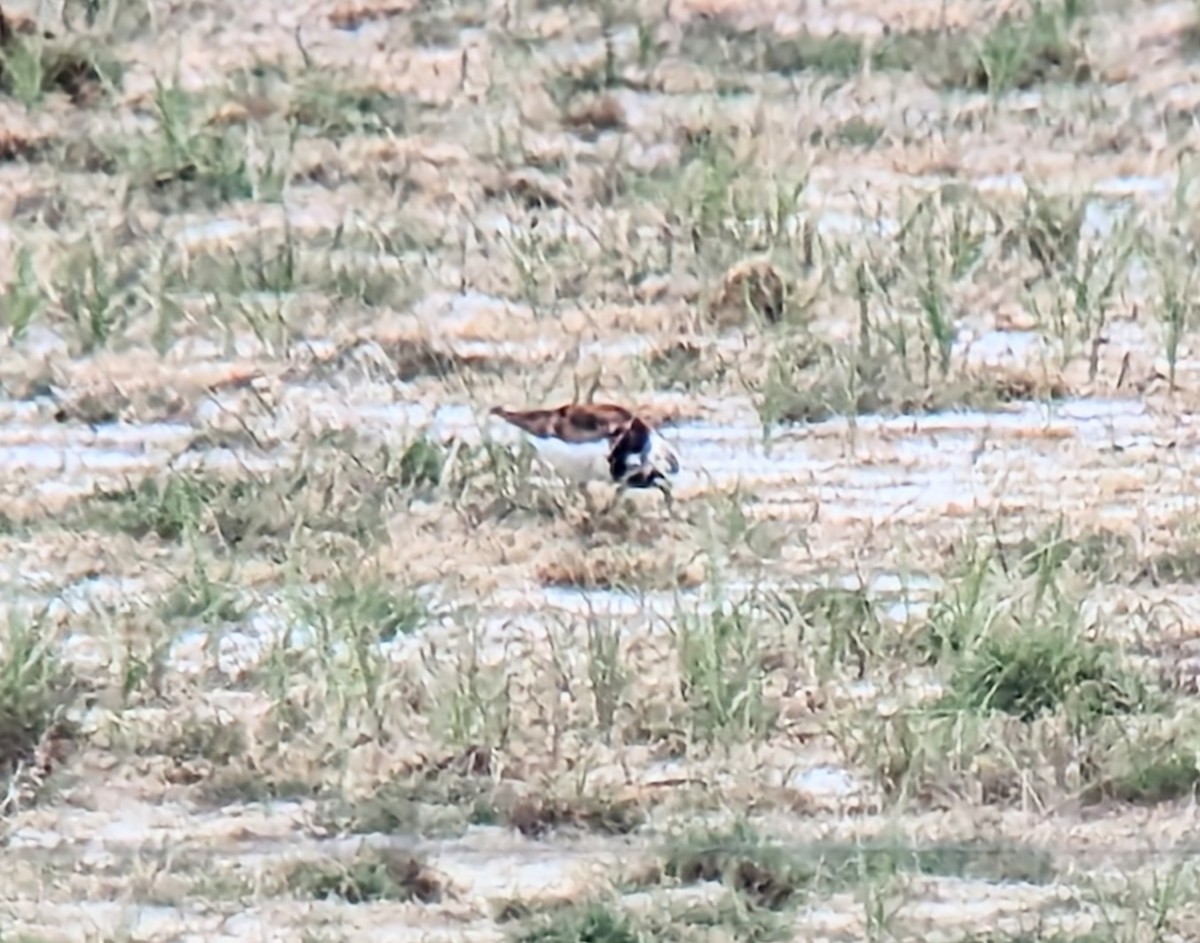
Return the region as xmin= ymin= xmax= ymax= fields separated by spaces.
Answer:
xmin=488 ymin=402 xmax=681 ymax=508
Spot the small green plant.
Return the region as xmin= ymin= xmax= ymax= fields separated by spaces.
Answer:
xmin=287 ymin=82 xmax=409 ymax=138
xmin=398 ymin=434 xmax=446 ymax=490
xmin=776 ymin=586 xmax=883 ymax=680
xmin=755 ymin=338 xmax=854 ymax=428
xmin=513 ymin=902 xmax=645 ymax=943
xmin=679 ymin=22 xmax=869 ymax=78
xmin=502 ymin=791 xmax=646 ymax=838
xmin=198 ymin=765 xmax=322 ymax=807
xmin=661 ymin=824 xmax=1056 ymax=912
xmin=1004 ymin=523 xmax=1134 ymax=583
xmin=940 ymin=599 xmax=1155 ymax=724
xmin=141 ymin=715 xmax=247 ymax=765
xmin=915 ymin=548 xmax=998 ymax=663
xmin=440 ymin=626 xmax=514 ymax=748
xmin=315 ymin=573 xmax=429 ymax=644
xmin=93 ymin=474 xmax=218 ymax=541
xmin=118 ymin=77 xmax=289 ymax=206
xmin=56 ymin=240 xmax=125 ymax=353
xmin=283 ymin=847 xmax=442 ymax=903
xmin=0 ymin=611 xmax=77 ymax=809
xmin=325 ymin=772 xmax=490 ymax=837
xmin=1087 ymin=749 xmax=1200 ymax=805
xmin=662 ymin=822 xmax=817 ymax=910
xmin=291 ymin=573 xmax=425 ymax=737
xmin=1006 ymin=187 xmax=1085 ymax=278
xmin=828 ymin=118 xmax=884 ymax=148
xmin=674 ymin=582 xmax=775 ymax=742
xmin=919 ymin=540 xmax=1158 ymax=724
xmin=161 ymin=556 xmax=248 ymax=624
xmin=964 ymin=1 xmax=1089 ymax=94
xmin=0 ymin=35 xmax=118 ymax=107
xmin=585 ymin=615 xmax=625 ymax=739
xmin=1 ymin=246 xmax=43 ymax=341
xmin=1156 ymin=245 xmax=1197 ymax=392
xmin=91 ymin=454 xmax=403 ymax=550
xmin=1141 ymin=543 xmax=1200 ymax=584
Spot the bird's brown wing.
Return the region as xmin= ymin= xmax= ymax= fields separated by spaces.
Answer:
xmin=491 ymin=403 xmax=634 ymax=443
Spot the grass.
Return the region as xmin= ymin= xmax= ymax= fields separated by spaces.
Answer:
xmin=941 ymin=621 xmax=1153 ymax=722
xmin=654 ymin=822 xmax=1056 ymax=910
xmin=674 ymin=579 xmax=777 ymax=742
xmin=0 ymin=33 xmax=120 ymax=107
xmin=672 ymin=2 xmax=1089 ymax=92
xmin=917 ymin=539 xmax=1158 ymax=725
xmin=919 ymin=535 xmax=1157 ymax=724
xmin=535 ymin=546 xmax=704 ymax=591
xmin=83 ymin=442 xmax=433 ymax=549
xmin=512 ymin=902 xmax=645 ymax=943
xmin=841 ymin=535 xmax=1176 ymax=806
xmin=305 ymin=574 xmax=429 ymax=644
xmin=137 ymin=714 xmax=246 ymax=766
xmin=1 ymin=0 xmax=1199 ymax=937
xmin=282 ymin=847 xmax=444 ymax=903
xmin=1084 ymin=748 xmax=1200 ymax=805
xmin=0 ymin=612 xmax=77 ymax=812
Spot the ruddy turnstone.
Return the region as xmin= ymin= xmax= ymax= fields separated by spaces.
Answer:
xmin=489 ymin=402 xmax=681 ymax=506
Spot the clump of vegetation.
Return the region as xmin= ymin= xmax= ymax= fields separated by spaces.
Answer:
xmin=1139 ymin=543 xmax=1200 ymax=584
xmin=86 ymin=444 xmax=426 ymax=549
xmin=120 ymin=78 xmax=288 ymax=207
xmin=916 ymin=540 xmax=1158 ymax=723
xmin=1085 ymin=748 xmax=1200 ymax=805
xmin=512 ymin=902 xmax=645 ymax=943
xmin=776 ymin=586 xmax=884 ymax=680
xmin=91 ymin=473 xmax=220 ymax=541
xmin=282 ymin=847 xmax=444 ymax=903
xmin=948 ymin=0 xmax=1091 ymax=93
xmin=675 ymin=585 xmax=777 ymax=742
xmin=849 ymin=533 xmax=1172 ymax=807
xmin=656 ymin=822 xmax=1056 ymax=912
xmin=0 ymin=22 xmax=120 ymax=107
xmin=673 ymin=2 xmax=1088 ymax=94
xmin=0 ymin=613 xmax=78 ymax=811
xmin=325 ymin=755 xmax=644 ymax=839
xmin=661 ymin=824 xmax=816 ymax=910
xmin=198 ymin=765 xmax=324 ymax=806
xmin=503 ymin=792 xmax=646 ymax=838
xmin=536 ymin=547 xmax=701 ymax=592
xmin=286 ymin=82 xmax=410 ymax=138
xmin=0 ymin=0 xmax=1194 ymax=931
xmin=306 ymin=574 xmax=429 ymax=644
xmin=943 ymin=621 xmax=1153 ymax=722
xmin=138 ymin=714 xmax=247 ymax=765
xmin=755 ymin=326 xmax=1070 ymax=428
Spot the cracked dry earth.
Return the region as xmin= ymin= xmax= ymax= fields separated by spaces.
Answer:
xmin=7 ymin=0 xmax=1200 ymax=940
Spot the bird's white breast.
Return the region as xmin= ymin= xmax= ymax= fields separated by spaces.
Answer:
xmin=527 ymin=435 xmax=612 ymax=484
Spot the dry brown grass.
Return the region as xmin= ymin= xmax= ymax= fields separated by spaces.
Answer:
xmin=536 ymin=545 xmax=706 ymax=591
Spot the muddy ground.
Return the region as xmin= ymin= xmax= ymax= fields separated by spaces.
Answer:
xmin=4 ymin=0 xmax=1200 ymax=940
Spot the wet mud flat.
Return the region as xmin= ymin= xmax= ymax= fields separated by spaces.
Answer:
xmin=5 ymin=0 xmax=1200 ymax=940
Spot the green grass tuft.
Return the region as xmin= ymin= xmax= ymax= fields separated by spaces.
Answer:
xmin=283 ymin=847 xmax=443 ymax=903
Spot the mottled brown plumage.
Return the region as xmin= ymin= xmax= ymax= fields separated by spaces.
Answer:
xmin=489 ymin=403 xmax=635 ymax=443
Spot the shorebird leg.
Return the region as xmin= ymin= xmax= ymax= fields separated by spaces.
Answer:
xmin=579 ymin=481 xmax=601 ymax=519
xmin=654 ymin=479 xmax=674 ymax=516
xmin=603 ymin=481 xmax=629 ymax=515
